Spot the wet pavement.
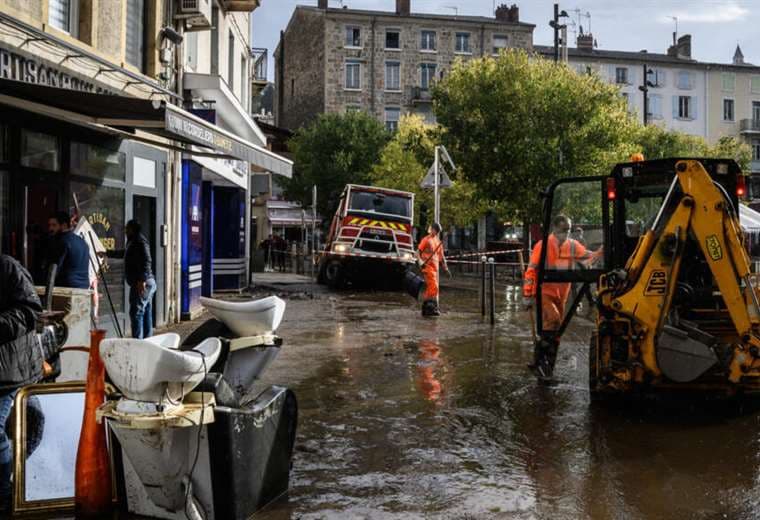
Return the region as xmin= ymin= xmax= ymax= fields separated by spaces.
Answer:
xmin=234 ymin=280 xmax=760 ymax=520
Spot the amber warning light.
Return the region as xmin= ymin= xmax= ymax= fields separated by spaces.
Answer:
xmin=606 ymin=178 xmax=617 ymax=200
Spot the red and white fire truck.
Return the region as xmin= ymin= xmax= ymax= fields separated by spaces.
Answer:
xmin=318 ymin=184 xmax=416 ymax=288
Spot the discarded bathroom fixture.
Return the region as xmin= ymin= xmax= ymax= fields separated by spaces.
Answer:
xmin=98 ymin=295 xmax=297 ymax=520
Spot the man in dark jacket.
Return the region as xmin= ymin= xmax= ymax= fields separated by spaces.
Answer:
xmin=0 ymin=255 xmax=43 ymax=504
xmin=125 ymin=220 xmax=156 ymax=339
xmin=49 ymin=211 xmax=90 ymax=289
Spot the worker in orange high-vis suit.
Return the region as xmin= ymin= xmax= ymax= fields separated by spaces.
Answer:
xmin=524 ymin=214 xmax=599 ymax=378
xmin=418 ymin=222 xmax=449 ymax=317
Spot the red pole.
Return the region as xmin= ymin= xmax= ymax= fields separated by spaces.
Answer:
xmin=75 ymin=329 xmax=112 ymax=515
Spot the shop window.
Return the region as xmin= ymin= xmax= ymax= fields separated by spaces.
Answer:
xmin=126 ymin=0 xmax=146 ymax=71
xmin=133 ymin=157 xmax=156 ymax=189
xmin=70 ymin=142 xmax=126 ymax=181
xmin=49 ymin=0 xmax=79 ymax=37
xmin=20 ymin=130 xmax=60 ymax=171
xmin=70 ymin=181 xmax=126 ymax=329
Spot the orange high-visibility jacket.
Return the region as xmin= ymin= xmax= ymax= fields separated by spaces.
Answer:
xmin=523 ymin=234 xmax=589 ymax=299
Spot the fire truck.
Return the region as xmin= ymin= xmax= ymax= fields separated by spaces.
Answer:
xmin=318 ymin=184 xmax=416 ymax=288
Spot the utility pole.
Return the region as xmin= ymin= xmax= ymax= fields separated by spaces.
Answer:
xmin=550 ymin=4 xmax=569 ymax=63
xmin=434 ymin=146 xmax=440 ymax=224
xmin=638 ymin=64 xmax=655 ymax=125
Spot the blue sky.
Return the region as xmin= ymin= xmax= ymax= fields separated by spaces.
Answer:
xmin=252 ymin=0 xmax=759 ymax=79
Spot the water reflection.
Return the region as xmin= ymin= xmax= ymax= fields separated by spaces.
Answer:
xmin=414 ymin=340 xmax=444 ymax=404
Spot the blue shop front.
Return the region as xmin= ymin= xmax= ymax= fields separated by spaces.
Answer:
xmin=179 ymin=107 xmax=292 ymax=320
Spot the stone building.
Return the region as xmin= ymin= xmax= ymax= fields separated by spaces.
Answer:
xmin=275 ymin=0 xmax=534 ymax=131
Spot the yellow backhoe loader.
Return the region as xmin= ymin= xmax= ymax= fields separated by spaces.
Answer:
xmin=533 ymin=158 xmax=760 ymax=396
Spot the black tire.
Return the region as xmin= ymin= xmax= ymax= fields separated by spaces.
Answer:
xmin=324 ymin=260 xmax=345 ymax=289
xmin=589 ymin=332 xmax=599 ymax=394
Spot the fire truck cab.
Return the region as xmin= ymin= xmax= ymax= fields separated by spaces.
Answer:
xmin=318 ymin=184 xmax=416 ymax=288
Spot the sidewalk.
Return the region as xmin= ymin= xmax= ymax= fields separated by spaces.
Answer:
xmin=250 ymin=271 xmax=327 ymax=295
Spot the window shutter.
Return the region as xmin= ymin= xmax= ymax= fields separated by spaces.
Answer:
xmin=689 ymin=72 xmax=696 ymax=89
xmin=608 ymin=65 xmax=615 ymax=83
xmin=658 ymin=70 xmax=666 ymax=87
xmin=628 ymin=67 xmax=636 ymax=86
xmin=672 ymin=96 xmax=679 ymax=118
xmin=691 ymin=96 xmax=698 ymax=120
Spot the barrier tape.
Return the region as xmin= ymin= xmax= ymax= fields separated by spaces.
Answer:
xmin=446 ymin=248 xmax=524 ymax=260
xmin=447 ymin=260 xmax=523 ymax=266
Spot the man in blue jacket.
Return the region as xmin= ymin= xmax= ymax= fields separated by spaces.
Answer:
xmin=49 ymin=211 xmax=90 ymax=290
xmin=125 ymin=220 xmax=156 ymax=339
xmin=0 ymin=255 xmax=43 ymax=507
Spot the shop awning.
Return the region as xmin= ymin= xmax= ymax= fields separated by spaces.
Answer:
xmin=0 ymin=78 xmax=292 ymax=177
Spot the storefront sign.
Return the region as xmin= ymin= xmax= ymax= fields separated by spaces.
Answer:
xmin=0 ymin=43 xmax=115 ymax=94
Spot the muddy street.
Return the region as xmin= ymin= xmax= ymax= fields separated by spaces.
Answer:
xmin=233 ymin=281 xmax=760 ymax=520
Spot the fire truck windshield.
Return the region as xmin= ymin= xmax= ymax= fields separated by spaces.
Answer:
xmin=349 ymin=191 xmax=411 ymax=219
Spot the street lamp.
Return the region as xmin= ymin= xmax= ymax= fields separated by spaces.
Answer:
xmin=550 ymin=4 xmax=569 ymax=63
xmin=638 ymin=65 xmax=656 ymax=125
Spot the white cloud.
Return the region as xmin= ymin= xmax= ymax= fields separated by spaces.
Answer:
xmin=659 ymin=3 xmax=749 ymax=24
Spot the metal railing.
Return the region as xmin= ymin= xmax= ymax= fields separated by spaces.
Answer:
xmin=251 ymin=48 xmax=268 ymax=83
xmin=740 ymin=119 xmax=760 ymax=133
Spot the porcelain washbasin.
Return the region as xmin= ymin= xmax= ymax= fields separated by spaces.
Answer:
xmin=101 ymin=335 xmax=222 ymax=407
xmin=200 ymin=296 xmax=286 ymax=337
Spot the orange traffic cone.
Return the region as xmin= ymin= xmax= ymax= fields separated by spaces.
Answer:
xmin=75 ymin=329 xmax=112 ymax=515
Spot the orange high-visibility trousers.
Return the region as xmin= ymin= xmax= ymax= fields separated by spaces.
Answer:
xmin=422 ymin=264 xmax=439 ymax=301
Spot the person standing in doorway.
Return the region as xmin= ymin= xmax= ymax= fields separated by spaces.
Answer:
xmin=125 ymin=220 xmax=156 ymax=339
xmin=0 ymin=255 xmax=44 ymax=508
xmin=417 ymin=222 xmax=450 ymax=317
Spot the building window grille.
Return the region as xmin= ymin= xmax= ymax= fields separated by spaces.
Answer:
xmin=346 ymin=26 xmax=361 ymax=47
xmin=386 ymin=30 xmax=400 ymax=49
xmin=346 ymin=61 xmax=361 ymax=90
xmin=385 ymin=108 xmax=401 ymax=132
xmin=49 ymin=0 xmax=78 ymax=36
xmin=493 ymin=35 xmax=508 ymax=55
xmin=615 ymin=67 xmax=628 ymax=85
xmin=455 ymin=32 xmax=471 ymax=53
xmin=420 ymin=31 xmax=436 ymax=51
xmin=126 ymin=0 xmax=145 ymax=71
xmin=420 ymin=63 xmax=437 ymax=90
xmin=723 ymin=99 xmax=735 ymax=122
xmin=385 ymin=62 xmax=400 ymax=91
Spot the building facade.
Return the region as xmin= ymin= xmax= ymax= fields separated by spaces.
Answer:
xmin=0 ymin=0 xmax=291 ymax=331
xmin=275 ymin=0 xmax=534 ymax=131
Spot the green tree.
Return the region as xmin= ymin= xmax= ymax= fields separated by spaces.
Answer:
xmin=433 ymin=50 xmax=639 ymax=224
xmin=282 ymin=112 xmax=390 ymax=218
xmin=369 ymin=114 xmax=487 ymax=227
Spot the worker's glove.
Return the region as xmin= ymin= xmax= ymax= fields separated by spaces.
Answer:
xmin=522 ymin=296 xmax=534 ymax=311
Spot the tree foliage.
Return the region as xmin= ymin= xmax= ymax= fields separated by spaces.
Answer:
xmin=282 ymin=112 xmax=390 ymax=218
xmin=433 ymin=49 xmax=639 ymax=224
xmin=369 ymin=115 xmax=488 ymax=228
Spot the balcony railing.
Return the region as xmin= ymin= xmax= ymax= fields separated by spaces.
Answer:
xmin=740 ymin=119 xmax=760 ymax=133
xmin=251 ymin=48 xmax=267 ymax=84
xmin=409 ymin=86 xmax=433 ymax=103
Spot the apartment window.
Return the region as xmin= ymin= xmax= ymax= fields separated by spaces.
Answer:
xmin=753 ymin=139 xmax=760 ymax=162
xmin=185 ymin=31 xmax=198 ymax=70
xmin=125 ymin=0 xmax=145 ymax=71
xmin=227 ymin=31 xmax=236 ymax=89
xmin=676 ymin=95 xmax=694 ymax=119
xmin=492 ymin=35 xmax=508 ymax=55
xmin=455 ymin=32 xmax=471 ymax=53
xmin=615 ymin=67 xmax=629 ymax=85
xmin=385 ymin=61 xmax=400 ymax=91
xmin=651 ymin=69 xmax=666 ymax=87
xmin=385 ymin=30 xmax=400 ymax=50
xmin=752 ymin=76 xmax=760 ymax=94
xmin=649 ymin=94 xmax=662 ymax=118
xmin=753 ymin=101 xmax=760 ymax=123
xmin=385 ymin=108 xmax=401 ymax=132
xmin=240 ymin=54 xmax=247 ymax=104
xmin=345 ymin=60 xmax=361 ymax=90
xmin=677 ymin=71 xmax=693 ymax=89
xmin=420 ymin=63 xmax=437 ymax=90
xmin=421 ymin=30 xmax=436 ymax=51
xmin=346 ymin=26 xmax=361 ymax=48
xmin=721 ymin=72 xmax=736 ymax=92
xmin=49 ymin=0 xmax=78 ymax=36
xmin=723 ymin=98 xmax=735 ymax=122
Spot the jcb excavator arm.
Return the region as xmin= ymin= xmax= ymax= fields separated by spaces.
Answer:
xmin=607 ymin=160 xmax=760 ymax=384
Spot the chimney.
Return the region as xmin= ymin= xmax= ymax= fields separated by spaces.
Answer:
xmin=318 ymin=0 xmax=327 ymax=8
xmin=396 ymin=0 xmax=410 ymax=16
xmin=577 ymin=33 xmax=594 ymax=51
xmin=667 ymin=34 xmax=691 ymax=59
xmin=495 ymin=4 xmax=519 ymax=23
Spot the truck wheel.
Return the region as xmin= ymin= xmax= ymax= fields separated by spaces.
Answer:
xmin=589 ymin=332 xmax=599 ymax=394
xmin=324 ymin=260 xmax=344 ymax=289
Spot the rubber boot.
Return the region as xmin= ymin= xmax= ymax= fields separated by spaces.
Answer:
xmin=531 ymin=336 xmax=559 ymax=379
